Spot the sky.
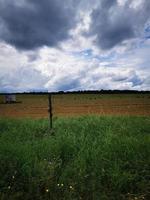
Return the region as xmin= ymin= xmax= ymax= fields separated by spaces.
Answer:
xmin=0 ymin=0 xmax=150 ymax=92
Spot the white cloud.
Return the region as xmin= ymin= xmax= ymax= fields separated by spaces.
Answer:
xmin=0 ymin=0 xmax=150 ymax=92
xmin=0 ymin=36 xmax=150 ymax=92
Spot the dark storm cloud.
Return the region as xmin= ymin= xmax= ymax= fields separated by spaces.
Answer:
xmin=0 ymin=0 xmax=78 ymax=50
xmin=90 ymin=0 xmax=150 ymax=50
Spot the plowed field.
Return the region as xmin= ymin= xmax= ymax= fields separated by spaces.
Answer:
xmin=0 ymin=93 xmax=150 ymax=118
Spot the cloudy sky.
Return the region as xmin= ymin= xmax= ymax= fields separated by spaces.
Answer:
xmin=0 ymin=0 xmax=150 ymax=92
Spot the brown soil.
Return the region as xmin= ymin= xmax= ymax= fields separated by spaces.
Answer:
xmin=0 ymin=94 xmax=150 ymax=118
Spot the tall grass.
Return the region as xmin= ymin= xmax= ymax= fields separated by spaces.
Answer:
xmin=0 ymin=116 xmax=150 ymax=200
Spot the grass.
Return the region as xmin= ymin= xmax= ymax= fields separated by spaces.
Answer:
xmin=1 ymin=93 xmax=150 ymax=103
xmin=0 ymin=116 xmax=150 ymax=200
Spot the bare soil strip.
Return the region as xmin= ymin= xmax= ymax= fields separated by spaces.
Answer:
xmin=0 ymin=94 xmax=150 ymax=118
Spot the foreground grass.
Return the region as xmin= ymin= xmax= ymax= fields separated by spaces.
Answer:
xmin=0 ymin=116 xmax=150 ymax=200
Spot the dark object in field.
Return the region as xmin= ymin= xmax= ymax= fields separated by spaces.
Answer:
xmin=5 ymin=95 xmax=16 ymax=103
xmin=1 ymin=95 xmax=22 ymax=104
xmin=0 ymin=101 xmax=22 ymax=104
xmin=48 ymin=94 xmax=55 ymax=135
xmin=48 ymin=94 xmax=53 ymax=129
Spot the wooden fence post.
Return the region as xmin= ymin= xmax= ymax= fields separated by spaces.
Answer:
xmin=48 ymin=94 xmax=53 ymax=129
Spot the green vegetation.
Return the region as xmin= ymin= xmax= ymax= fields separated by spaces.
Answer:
xmin=1 ymin=93 xmax=150 ymax=103
xmin=0 ymin=116 xmax=150 ymax=200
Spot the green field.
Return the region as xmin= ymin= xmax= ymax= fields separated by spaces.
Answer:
xmin=0 ymin=116 xmax=150 ymax=200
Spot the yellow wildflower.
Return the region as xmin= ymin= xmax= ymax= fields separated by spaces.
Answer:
xmin=69 ymin=185 xmax=73 ymax=190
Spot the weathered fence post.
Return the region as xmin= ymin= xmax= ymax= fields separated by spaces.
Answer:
xmin=48 ymin=93 xmax=53 ymax=130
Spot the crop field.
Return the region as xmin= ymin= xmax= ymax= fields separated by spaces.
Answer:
xmin=0 ymin=93 xmax=150 ymax=199
xmin=0 ymin=116 xmax=150 ymax=200
xmin=0 ymin=93 xmax=150 ymax=118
